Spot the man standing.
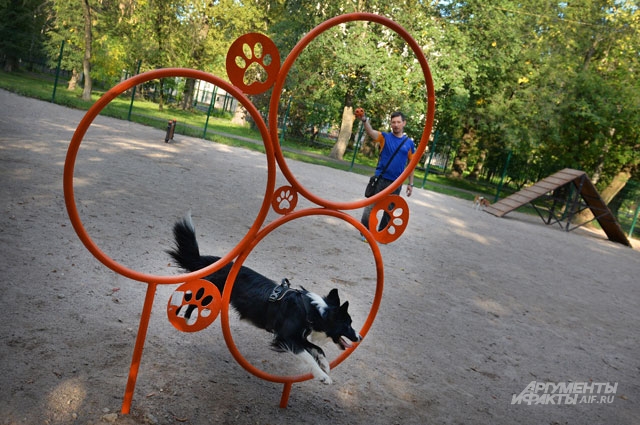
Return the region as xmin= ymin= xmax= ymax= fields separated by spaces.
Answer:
xmin=359 ymin=111 xmax=416 ymax=233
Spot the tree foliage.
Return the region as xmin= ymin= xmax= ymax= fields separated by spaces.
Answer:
xmin=0 ymin=0 xmax=51 ymax=72
xmin=1 ymin=0 xmax=638 ymax=196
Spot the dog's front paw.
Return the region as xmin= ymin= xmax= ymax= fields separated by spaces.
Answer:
xmin=319 ymin=374 xmax=333 ymax=385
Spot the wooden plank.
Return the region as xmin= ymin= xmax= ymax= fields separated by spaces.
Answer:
xmin=523 ymin=186 xmax=551 ymax=196
xmin=542 ymin=177 xmax=571 ymax=186
xmin=560 ymin=169 xmax=586 ymax=178
xmin=509 ymin=194 xmax=534 ymax=203
xmin=501 ymin=199 xmax=525 ymax=208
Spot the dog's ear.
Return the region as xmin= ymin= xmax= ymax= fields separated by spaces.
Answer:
xmin=340 ymin=301 xmax=350 ymax=313
xmin=326 ymin=288 xmax=340 ymax=306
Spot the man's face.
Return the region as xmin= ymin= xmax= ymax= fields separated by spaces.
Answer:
xmin=390 ymin=116 xmax=405 ymax=135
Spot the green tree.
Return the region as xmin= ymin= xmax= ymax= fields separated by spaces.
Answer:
xmin=433 ymin=0 xmax=638 ymax=199
xmin=175 ymin=0 xmax=268 ymax=110
xmin=536 ymin=0 xmax=640 ymax=199
xmin=0 ymin=0 xmax=52 ymax=71
xmin=45 ymin=0 xmax=92 ymax=93
xmin=435 ymin=0 xmax=542 ymax=179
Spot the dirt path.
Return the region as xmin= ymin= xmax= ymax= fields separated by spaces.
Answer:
xmin=1 ymin=89 xmax=638 ymax=425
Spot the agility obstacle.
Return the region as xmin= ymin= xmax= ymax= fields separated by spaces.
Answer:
xmin=63 ymin=13 xmax=435 ymax=414
xmin=485 ymin=168 xmax=631 ymax=246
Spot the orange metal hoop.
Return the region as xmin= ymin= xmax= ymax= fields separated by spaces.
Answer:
xmin=220 ymin=208 xmax=384 ymax=407
xmin=268 ymin=12 xmax=436 ymax=212
xmin=63 ymin=68 xmax=277 ymax=285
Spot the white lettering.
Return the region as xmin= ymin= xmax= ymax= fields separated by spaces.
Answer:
xmin=512 ymin=381 xmax=617 ymax=405
xmin=554 ymin=382 xmax=573 ymax=394
xmin=564 ymin=394 xmax=578 ymax=404
xmin=604 ymin=382 xmax=618 ymax=394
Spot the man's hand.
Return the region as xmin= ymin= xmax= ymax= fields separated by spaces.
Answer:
xmin=406 ymin=184 xmax=413 ymax=197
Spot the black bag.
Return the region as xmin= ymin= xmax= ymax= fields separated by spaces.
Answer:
xmin=365 ymin=175 xmax=379 ymax=198
xmin=364 ymin=136 xmax=408 ymax=198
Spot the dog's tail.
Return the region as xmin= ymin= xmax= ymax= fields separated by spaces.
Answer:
xmin=167 ymin=214 xmax=219 ymax=272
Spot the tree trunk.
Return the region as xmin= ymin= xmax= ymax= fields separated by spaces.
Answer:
xmin=3 ymin=57 xmax=19 ymax=72
xmin=329 ymin=90 xmax=355 ymax=160
xmin=81 ymin=0 xmax=93 ymax=101
xmin=451 ymin=126 xmax=475 ymax=178
xmin=181 ymin=78 xmax=196 ymax=110
xmin=599 ymin=167 xmax=632 ymax=205
xmin=231 ymin=104 xmax=247 ymax=126
xmin=576 ymin=167 xmax=631 ymax=225
xmin=607 ymin=190 xmax=625 ymax=219
xmin=329 ymin=105 xmax=356 ymax=160
xmin=467 ymin=149 xmax=486 ymax=181
xmin=590 ymin=140 xmax=611 ymax=185
xmin=158 ymin=79 xmax=164 ymax=111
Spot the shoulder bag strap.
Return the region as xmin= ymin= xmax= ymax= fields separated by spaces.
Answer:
xmin=377 ymin=135 xmax=408 ymax=177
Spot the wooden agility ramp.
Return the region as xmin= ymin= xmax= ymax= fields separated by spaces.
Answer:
xmin=485 ymin=168 xmax=631 ymax=246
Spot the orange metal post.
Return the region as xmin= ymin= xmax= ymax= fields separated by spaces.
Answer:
xmin=121 ymin=282 xmax=157 ymax=414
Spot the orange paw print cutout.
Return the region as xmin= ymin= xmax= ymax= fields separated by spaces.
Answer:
xmin=226 ymin=33 xmax=280 ymax=95
xmin=369 ymin=195 xmax=409 ymax=244
xmin=167 ymin=280 xmax=222 ymax=332
xmin=272 ymin=185 xmax=298 ymax=215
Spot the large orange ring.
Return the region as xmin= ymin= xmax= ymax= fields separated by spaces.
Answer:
xmin=268 ymin=12 xmax=435 ymax=211
xmin=220 ymin=208 xmax=384 ymax=385
xmin=63 ymin=68 xmax=276 ymax=284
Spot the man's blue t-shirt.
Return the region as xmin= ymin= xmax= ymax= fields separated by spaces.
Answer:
xmin=375 ymin=132 xmax=416 ymax=180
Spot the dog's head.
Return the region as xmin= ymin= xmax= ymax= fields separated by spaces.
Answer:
xmin=323 ymin=289 xmax=363 ymax=350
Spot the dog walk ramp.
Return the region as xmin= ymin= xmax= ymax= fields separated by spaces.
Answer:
xmin=485 ymin=168 xmax=631 ymax=247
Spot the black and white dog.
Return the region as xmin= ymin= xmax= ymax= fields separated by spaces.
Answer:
xmin=167 ymin=215 xmax=362 ymax=384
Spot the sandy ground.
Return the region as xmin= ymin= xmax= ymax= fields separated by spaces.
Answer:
xmin=1 ymin=88 xmax=638 ymax=425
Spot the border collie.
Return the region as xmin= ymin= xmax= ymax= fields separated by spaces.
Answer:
xmin=167 ymin=215 xmax=362 ymax=384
